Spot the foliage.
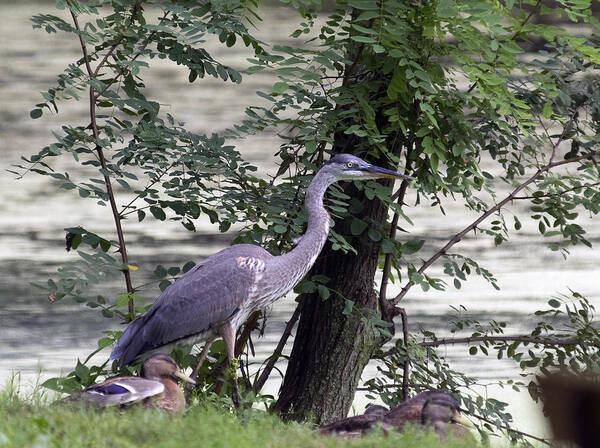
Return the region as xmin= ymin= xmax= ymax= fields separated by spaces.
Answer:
xmin=12 ymin=0 xmax=600 ymax=445
xmin=0 ymin=385 xmax=479 ymax=448
xmin=366 ymin=292 xmax=599 ymax=445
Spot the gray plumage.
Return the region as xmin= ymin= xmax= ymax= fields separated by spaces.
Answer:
xmin=110 ymin=154 xmax=411 ymax=368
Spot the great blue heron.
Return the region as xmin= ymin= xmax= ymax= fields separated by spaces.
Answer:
xmin=110 ymin=153 xmax=411 ymax=400
xmin=65 ymin=353 xmax=195 ymax=414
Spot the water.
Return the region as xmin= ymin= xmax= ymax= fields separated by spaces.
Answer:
xmin=2 ymin=1 xmax=599 ymax=440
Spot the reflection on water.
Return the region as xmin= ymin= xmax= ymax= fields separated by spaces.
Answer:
xmin=1 ymin=1 xmax=599 ymax=439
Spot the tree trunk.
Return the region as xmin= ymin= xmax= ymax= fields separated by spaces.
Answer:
xmin=273 ymin=143 xmax=398 ymax=424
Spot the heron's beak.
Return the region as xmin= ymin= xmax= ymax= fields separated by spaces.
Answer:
xmin=365 ymin=164 xmax=414 ymax=180
xmin=174 ymin=370 xmax=196 ymax=385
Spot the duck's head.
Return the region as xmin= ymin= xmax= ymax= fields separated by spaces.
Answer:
xmin=140 ymin=353 xmax=195 ymax=385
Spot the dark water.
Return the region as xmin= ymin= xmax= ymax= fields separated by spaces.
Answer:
xmin=1 ymin=2 xmax=599 ymax=438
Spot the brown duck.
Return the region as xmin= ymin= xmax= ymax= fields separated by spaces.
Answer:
xmin=65 ymin=353 xmax=195 ymax=414
xmin=320 ymin=391 xmax=470 ymax=439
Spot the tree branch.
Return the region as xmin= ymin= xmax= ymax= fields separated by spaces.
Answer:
xmin=379 ymin=107 xmax=416 ymax=305
xmin=512 ymin=181 xmax=600 ymax=200
xmin=70 ymin=6 xmax=136 ymax=318
xmin=418 ymin=335 xmax=580 ymax=348
xmin=461 ymin=407 xmax=551 ymax=446
xmin=254 ymin=305 xmax=301 ymax=394
xmin=390 ymin=142 xmax=596 ymax=306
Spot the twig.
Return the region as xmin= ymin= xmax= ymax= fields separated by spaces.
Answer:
xmin=398 ymin=308 xmax=410 ymax=399
xmin=254 ymin=304 xmax=301 ymax=394
xmin=461 ymin=407 xmax=551 ymax=445
xmin=379 ymin=100 xmax=418 ymax=304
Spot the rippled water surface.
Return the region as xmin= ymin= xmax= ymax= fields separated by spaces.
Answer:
xmin=1 ymin=2 xmax=599 ymax=440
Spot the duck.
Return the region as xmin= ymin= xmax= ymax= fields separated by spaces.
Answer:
xmin=64 ymin=353 xmax=195 ymax=414
xmin=320 ymin=391 xmax=470 ymax=439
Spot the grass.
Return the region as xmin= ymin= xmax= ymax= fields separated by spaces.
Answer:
xmin=0 ymin=382 xmax=482 ymax=448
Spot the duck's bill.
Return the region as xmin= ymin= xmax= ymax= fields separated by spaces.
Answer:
xmin=365 ymin=164 xmax=414 ymax=180
xmin=174 ymin=370 xmax=196 ymax=385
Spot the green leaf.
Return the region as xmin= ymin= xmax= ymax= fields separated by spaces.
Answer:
xmin=183 ymin=261 xmax=196 ymax=273
xmin=381 ymin=239 xmax=395 ymax=254
xmin=42 ymin=377 xmax=82 ymax=394
xmin=343 ymin=299 xmax=354 ymax=315
xmin=350 ymin=218 xmax=368 ymax=236
xmin=367 ymin=228 xmax=382 ymax=242
xmin=542 ymin=101 xmax=553 ymax=119
xmin=97 ymin=337 xmax=113 ymax=349
xmin=30 ymin=108 xmax=43 ymax=119
xmin=301 ymin=280 xmax=316 ymax=293
xmin=317 ymin=284 xmax=330 ymax=300
xmin=272 ymin=81 xmax=288 ymax=95
xmin=402 ymin=239 xmax=424 ymax=254
xmin=305 ymin=139 xmax=317 ymax=153
xmin=273 ymin=224 xmax=287 ymax=234
xmin=548 ymin=299 xmax=561 ymax=308
xmin=514 ymin=216 xmax=521 ymax=230
xmin=150 ymin=206 xmax=166 ymax=221
xmin=154 ymin=265 xmax=167 ymax=278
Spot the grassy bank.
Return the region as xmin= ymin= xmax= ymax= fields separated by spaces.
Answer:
xmin=0 ymin=386 xmax=482 ymax=448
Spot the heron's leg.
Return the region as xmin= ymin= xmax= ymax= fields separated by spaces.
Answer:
xmin=185 ymin=336 xmax=217 ymax=399
xmin=220 ymin=322 xmax=240 ymax=408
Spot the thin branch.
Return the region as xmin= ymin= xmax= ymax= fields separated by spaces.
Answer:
xmin=70 ymin=6 xmax=136 ymax=318
xmin=92 ymin=37 xmax=125 ymax=77
xmin=254 ymin=305 xmax=301 ymax=394
xmin=418 ymin=335 xmax=580 ymax=348
xmin=70 ymin=11 xmax=93 ymax=77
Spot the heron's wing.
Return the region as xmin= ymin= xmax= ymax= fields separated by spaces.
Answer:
xmin=65 ymin=377 xmax=164 ymax=407
xmin=112 ymin=245 xmax=270 ymax=366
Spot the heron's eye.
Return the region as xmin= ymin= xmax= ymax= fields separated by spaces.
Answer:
xmin=346 ymin=162 xmax=354 ymax=168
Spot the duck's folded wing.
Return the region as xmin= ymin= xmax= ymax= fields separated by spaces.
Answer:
xmin=68 ymin=377 xmax=164 ymax=407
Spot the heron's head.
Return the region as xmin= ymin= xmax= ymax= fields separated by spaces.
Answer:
xmin=140 ymin=353 xmax=196 ymax=385
xmin=323 ymin=153 xmax=412 ymax=182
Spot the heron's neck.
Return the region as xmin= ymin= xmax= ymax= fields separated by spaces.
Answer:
xmin=280 ymin=170 xmax=335 ymax=272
